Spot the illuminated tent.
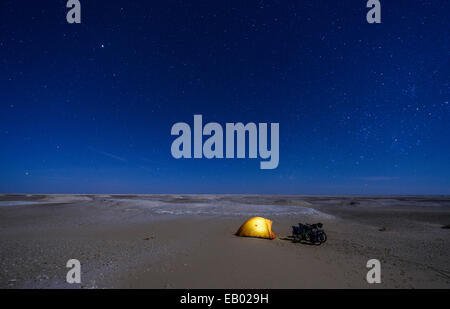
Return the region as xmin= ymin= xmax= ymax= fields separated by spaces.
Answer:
xmin=235 ymin=217 xmax=276 ymax=239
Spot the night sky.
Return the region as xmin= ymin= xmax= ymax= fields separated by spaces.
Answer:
xmin=1 ymin=1 xmax=449 ymax=194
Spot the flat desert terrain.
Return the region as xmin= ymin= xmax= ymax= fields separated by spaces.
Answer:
xmin=0 ymin=194 xmax=449 ymax=288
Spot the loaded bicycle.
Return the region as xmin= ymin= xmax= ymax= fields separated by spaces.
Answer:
xmin=291 ymin=222 xmax=327 ymax=245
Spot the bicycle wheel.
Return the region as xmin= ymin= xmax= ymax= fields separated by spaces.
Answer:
xmin=319 ymin=232 xmax=327 ymax=244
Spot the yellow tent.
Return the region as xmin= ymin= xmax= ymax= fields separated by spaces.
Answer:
xmin=235 ymin=217 xmax=276 ymax=239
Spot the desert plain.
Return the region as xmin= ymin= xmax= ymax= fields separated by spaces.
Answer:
xmin=0 ymin=194 xmax=449 ymax=288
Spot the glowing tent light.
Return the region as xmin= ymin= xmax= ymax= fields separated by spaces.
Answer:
xmin=235 ymin=217 xmax=276 ymax=239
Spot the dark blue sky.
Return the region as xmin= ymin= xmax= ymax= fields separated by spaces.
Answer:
xmin=0 ymin=1 xmax=449 ymax=194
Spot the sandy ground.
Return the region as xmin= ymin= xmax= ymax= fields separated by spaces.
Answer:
xmin=0 ymin=194 xmax=449 ymax=289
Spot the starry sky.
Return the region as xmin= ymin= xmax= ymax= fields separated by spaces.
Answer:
xmin=0 ymin=1 xmax=449 ymax=194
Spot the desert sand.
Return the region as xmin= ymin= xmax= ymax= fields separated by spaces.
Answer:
xmin=0 ymin=194 xmax=449 ymax=288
